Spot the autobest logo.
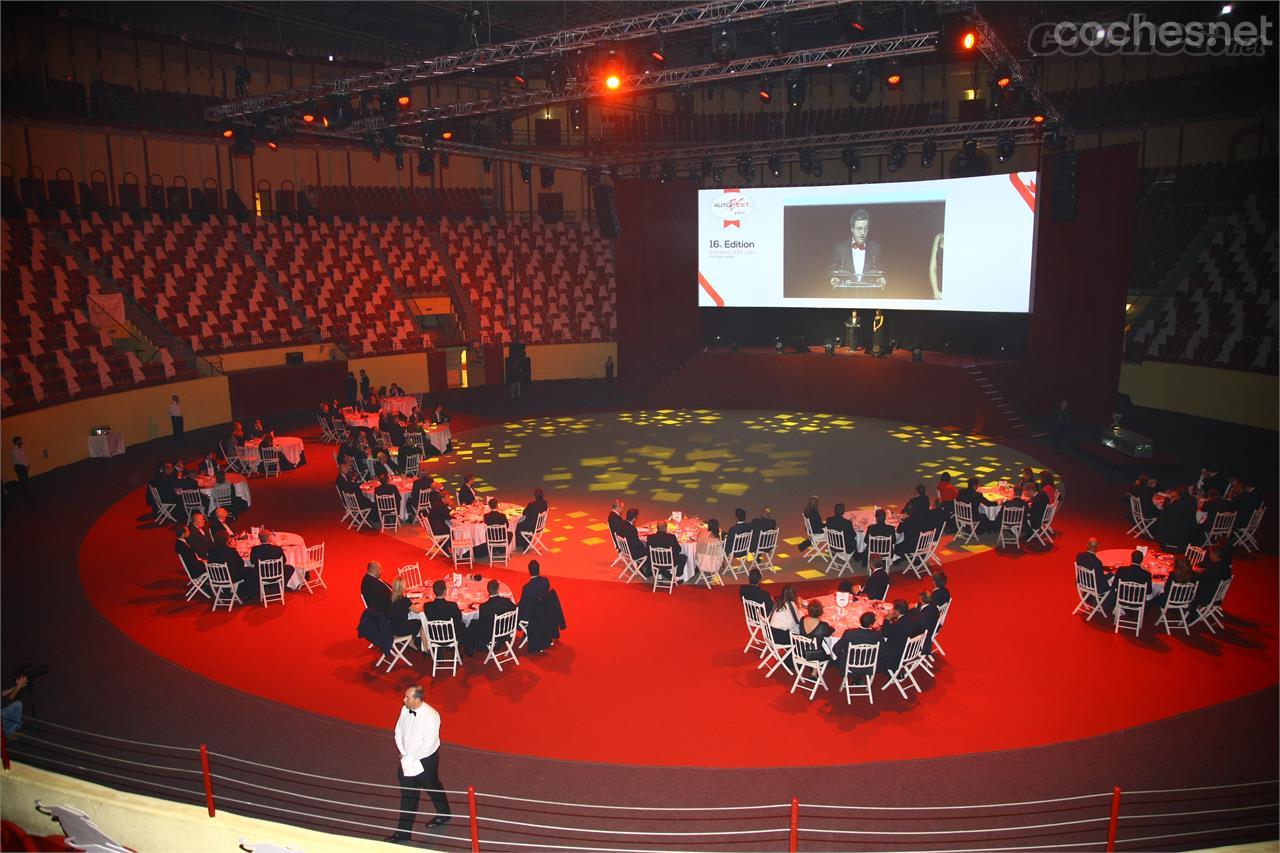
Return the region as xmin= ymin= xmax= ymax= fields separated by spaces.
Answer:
xmin=709 ymin=190 xmax=753 ymax=229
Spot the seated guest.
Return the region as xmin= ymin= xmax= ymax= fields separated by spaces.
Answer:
xmin=799 ymin=496 xmax=824 ymax=551
xmin=209 ymin=531 xmax=256 ymax=597
xmin=836 ymin=580 xmax=855 ymax=594
xmin=519 ymin=561 xmax=565 ymax=653
xmin=371 ymin=450 xmax=397 ymax=479
xmin=739 ymin=567 xmax=773 ymax=614
xmin=247 ymin=418 xmax=267 ymax=440
xmin=1017 ymin=467 xmax=1037 ymax=490
xmin=174 ymin=462 xmax=199 ymax=495
xmin=188 ymin=512 xmax=215 ymax=557
xmin=895 ymin=505 xmax=928 ymax=557
xmin=377 ymin=385 xmax=389 ymax=398
xmin=750 ymin=507 xmax=777 ymax=554
xmin=1155 ymin=486 xmax=1198 ymax=551
xmin=174 ymin=524 xmax=205 ymax=580
xmin=1231 ymin=480 xmax=1262 ymax=524
xmin=147 ymin=462 xmax=175 ymax=511
xmin=862 ymin=556 xmax=890 ymax=601
xmin=1151 ymin=555 xmax=1195 ymax=611
xmin=1000 ymin=489 xmax=1028 ymax=533
xmin=198 ymin=451 xmax=220 ymax=478
xmin=209 ymin=506 xmax=235 ymax=541
xmin=430 ymin=402 xmax=451 ymax=425
xmin=645 ymin=521 xmax=688 ymax=581
xmin=620 ymin=508 xmax=648 ymax=568
xmin=515 ymin=488 xmax=549 ymax=552
xmin=606 ymin=499 xmax=628 ymax=543
xmin=408 ymin=470 xmax=435 ymax=515
xmin=468 ymin=579 xmax=517 ymax=654
xmin=957 ymin=478 xmax=998 ymax=533
xmin=423 ymin=580 xmax=467 ymax=651
xmin=692 ymin=518 xmax=723 ymax=584
xmin=831 ymin=611 xmax=884 ymax=681
xmin=336 ymin=463 xmax=375 ymax=511
xmin=930 ymin=572 xmax=950 ymax=607
xmin=458 ymin=474 xmax=478 ymax=507
xmin=768 ymin=587 xmax=802 ymax=674
xmin=468 ymin=498 xmax=504 ymax=558
xmin=795 ymin=601 xmax=835 ymax=661
xmin=861 ymin=507 xmax=894 ymax=561
xmin=1102 ymin=550 xmax=1153 ymax=613
xmin=362 ymin=394 xmax=380 ymax=414
xmin=1025 ymin=482 xmax=1050 ymax=535
xmin=360 ymin=561 xmax=392 ymax=616
xmin=517 ymin=560 xmax=551 ymax=626
xmin=1199 ymin=489 xmax=1232 ymax=538
xmin=1189 ymin=544 xmax=1232 ymax=619
xmin=824 ymin=502 xmax=857 ymax=556
xmin=382 ymin=413 xmax=406 ymax=448
xmin=389 ymin=382 xmax=404 ymax=396
xmin=317 ymin=401 xmax=331 ymax=421
xmin=227 ymin=422 xmax=247 ymax=448
xmin=929 ymin=498 xmax=949 ymax=537
xmin=249 ymin=529 xmax=294 ymax=589
xmin=424 ymin=491 xmax=455 ymax=553
xmin=1130 ymin=475 xmax=1161 ymax=520
xmin=387 ymin=579 xmax=423 ymax=648
xmin=1038 ymin=471 xmax=1057 ymax=504
xmin=936 ymin=473 xmax=958 ymax=504
xmin=725 ymin=508 xmax=753 ymax=559
xmin=902 ymin=484 xmax=930 ymax=520
xmin=914 ymin=589 xmax=941 ymax=652
xmin=373 ymin=473 xmax=400 ymax=509
xmin=878 ymin=599 xmax=921 ymax=675
xmin=1198 ymin=466 xmax=1227 ymax=496
xmin=1075 ymin=538 xmax=1110 ymax=605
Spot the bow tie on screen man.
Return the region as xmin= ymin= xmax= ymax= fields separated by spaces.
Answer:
xmin=830 ymin=208 xmax=881 ymax=277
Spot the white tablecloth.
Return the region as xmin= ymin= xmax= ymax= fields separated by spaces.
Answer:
xmin=425 ymin=424 xmax=451 ymax=454
xmin=979 ymin=504 xmax=1002 ymax=522
xmin=409 ymin=577 xmax=515 ymax=626
xmin=361 ymin=476 xmax=417 ymax=519
xmin=381 ymin=396 xmax=417 ymax=417
xmin=342 ymin=409 xmax=381 ymax=430
xmin=452 ymin=503 xmax=522 ymax=547
xmin=88 ymin=432 xmax=126 ymax=458
xmin=195 ymin=473 xmax=253 ymax=512
xmin=233 ymin=530 xmax=308 ymax=590
xmin=246 ymin=436 xmax=305 ymax=466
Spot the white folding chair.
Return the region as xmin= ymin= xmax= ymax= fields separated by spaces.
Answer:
xmin=841 ymin=643 xmax=880 ymax=705
xmin=376 ymin=493 xmax=400 ymax=532
xmin=789 ymin=635 xmax=829 ymax=700
xmin=177 ymin=489 xmax=204 ymax=522
xmin=754 ymin=527 xmax=779 ymax=572
xmin=317 ymin=415 xmax=338 ymax=443
xmin=1184 ymin=545 xmax=1206 ymax=568
xmin=1072 ymin=565 xmax=1107 ymax=622
xmin=376 ymin=631 xmax=416 ymax=674
xmin=238 ymin=445 xmax=262 ymax=477
xmin=757 ymin=623 xmax=793 ymax=679
xmin=486 ymin=523 xmax=510 ymax=566
xmin=825 ymin=528 xmax=855 ymax=577
xmin=1188 ymin=578 xmax=1232 ymax=633
xmin=425 ymin=619 xmax=461 ymax=676
xmin=614 ymin=534 xmax=648 ymax=583
xmin=259 ymin=446 xmax=281 ymax=478
xmin=181 ymin=560 xmax=211 ymax=602
xmin=741 ymin=598 xmax=770 ymax=658
xmin=331 ymin=418 xmax=350 ymax=443
xmin=341 ymin=490 xmax=372 ymax=531
xmin=1202 ymin=510 xmax=1236 ymax=546
xmin=403 ymin=453 xmax=421 ymax=478
xmin=450 ymin=528 xmax=474 ymax=570
xmin=997 ymin=505 xmax=1024 ymax=549
xmin=257 ymin=557 xmax=286 ymax=607
xmin=1028 ymin=502 xmax=1057 ymax=547
xmin=206 ymin=562 xmax=242 ymax=612
xmin=1155 ymin=580 xmax=1198 ymax=635
xmin=952 ymin=501 xmax=979 ymax=544
xmin=221 ymin=442 xmax=245 ymax=474
xmin=151 ymin=486 xmax=178 ymax=525
xmin=649 ymin=546 xmax=677 ymax=594
xmin=414 ymin=492 xmax=434 ymax=528
xmin=696 ymin=538 xmax=726 ymax=588
xmin=1126 ymin=495 xmax=1155 ymax=538
xmin=801 ymin=515 xmax=830 ymax=563
xmin=1233 ymin=505 xmax=1265 ymax=553
xmin=902 ymin=530 xmax=935 ymax=579
xmin=398 ymin=562 xmax=425 ymax=590
xmin=211 ymin=482 xmax=235 ymax=513
xmin=302 ymin=542 xmax=327 ymax=593
xmin=520 ymin=510 xmax=549 ymax=555
xmin=882 ymin=632 xmax=928 ymax=700
xmin=1113 ymin=580 xmax=1147 ymax=636
xmin=423 ymin=521 xmax=450 ymax=560
xmin=723 ymin=530 xmax=753 ymax=579
xmin=866 ymin=534 xmax=893 ymax=572
xmin=484 ymin=609 xmax=520 ymax=672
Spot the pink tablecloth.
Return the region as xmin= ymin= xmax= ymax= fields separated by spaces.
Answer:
xmin=361 ymin=475 xmax=418 ymax=518
xmin=342 ymin=408 xmax=380 ymax=430
xmin=231 ymin=530 xmax=308 ymax=590
xmin=453 ymin=501 xmax=523 ymax=545
xmin=194 ymin=472 xmax=252 ymax=512
xmin=843 ymin=508 xmax=903 ymax=550
xmin=979 ymin=482 xmax=1018 ymax=504
xmin=1097 ymin=547 xmax=1182 ymax=599
xmin=411 ymin=576 xmax=515 ymax=625
xmin=245 ymin=436 xmax=305 ymax=466
xmin=639 ymin=516 xmax=702 ymax=578
xmin=800 ymin=592 xmax=896 ymax=634
xmin=381 ymin=396 xmax=416 ymax=417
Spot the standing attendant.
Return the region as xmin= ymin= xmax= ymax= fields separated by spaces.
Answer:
xmin=10 ymin=436 xmax=30 ymax=498
xmin=604 ymin=356 xmax=615 ymax=381
xmin=359 ymin=369 xmax=372 ymax=401
xmin=169 ymin=395 xmax=184 ymax=440
xmin=385 ymin=686 xmax=451 ymax=843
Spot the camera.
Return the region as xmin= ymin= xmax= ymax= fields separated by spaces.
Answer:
xmin=15 ymin=663 xmax=48 ymax=681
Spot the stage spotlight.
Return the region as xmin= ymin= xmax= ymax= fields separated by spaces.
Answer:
xmin=841 ymin=145 xmax=861 ymax=174
xmin=811 ymin=157 xmax=824 ymax=177
xmin=440 ymin=128 xmax=454 ymax=141
xmin=513 ymin=61 xmax=528 ymax=88
xmin=766 ymin=15 xmax=788 ymax=54
xmin=220 ymin=122 xmax=235 ymax=139
xmin=996 ymin=134 xmax=1015 ymax=163
xmin=712 ymin=26 xmax=736 ymax=63
xmin=674 ymin=87 xmax=695 ymax=116
xmin=418 ymin=151 xmax=434 ymax=175
xmin=942 ymin=16 xmax=979 ymax=55
xmin=775 ymin=339 xmax=784 ymax=354
xmin=887 ymin=142 xmax=907 ymax=172
xmin=519 ymin=162 xmax=532 ymax=184
xmin=701 ymin=158 xmax=713 ymax=176
xmin=921 ymin=138 xmax=937 ymax=168
xmin=993 ymin=64 xmax=1013 ymax=89
xmin=786 ymin=71 xmax=806 ymax=110
xmin=602 ymin=50 xmax=623 ymax=92
xmin=758 ymin=77 xmax=772 ymax=104
xmin=301 ymin=109 xmax=316 ymax=124
xmin=961 ymin=28 xmax=977 ymax=50
xmin=824 ymin=340 xmax=836 ymax=355
xmin=649 ymin=34 xmax=666 ymax=64
xmin=1032 ymin=112 xmax=1046 ymax=125
xmin=604 ymin=73 xmax=622 ymax=91
xmin=396 ymin=91 xmax=412 ymax=108
xmin=230 ymin=137 xmax=255 ymax=157
xmin=768 ymin=153 xmax=782 ymax=177
xmin=547 ymin=60 xmax=567 ymax=94
xmin=1220 ymin=3 xmax=1232 ymax=14
xmin=839 ymin=2 xmax=866 ymax=35
xmin=884 ymin=60 xmax=902 ymax=90
xmin=540 ymin=166 xmax=555 ymax=188
xmin=957 ymin=136 xmax=977 ymax=168
xmin=266 ymin=135 xmax=279 ymax=151
xmin=736 ymin=152 xmax=753 ymax=180
xmin=570 ymin=103 xmax=584 ymax=132
xmin=849 ymin=64 xmax=872 ymax=102
xmin=798 ymin=149 xmax=814 ymax=175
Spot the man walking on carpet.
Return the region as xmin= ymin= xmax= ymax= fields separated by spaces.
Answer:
xmin=386 ymin=685 xmax=451 ymax=843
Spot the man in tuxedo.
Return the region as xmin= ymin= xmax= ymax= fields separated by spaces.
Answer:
xmin=337 ymin=463 xmax=374 ymax=511
xmin=457 ymin=474 xmax=478 ymax=507
xmin=750 ymin=507 xmax=778 ymax=554
xmin=739 ymin=568 xmax=774 ymax=614
xmin=862 ymin=555 xmax=890 ymax=601
xmin=725 ymin=508 xmax=753 ymax=561
xmin=515 ymin=488 xmax=548 ymax=553
xmin=1000 ymin=490 xmax=1028 ymax=540
xmin=423 ymin=580 xmax=467 ymax=652
xmin=1199 ymin=489 xmax=1233 ymax=538
xmin=249 ymin=530 xmax=293 ymax=592
xmin=1102 ymin=550 xmax=1153 ymax=613
xmin=645 ymin=521 xmax=687 ymax=580
xmin=371 ymin=451 xmax=397 ymax=480
xmin=425 ymin=492 xmax=455 ymax=554
xmin=517 ymin=560 xmax=552 ymax=626
xmin=209 ymin=507 xmax=235 ymax=541
xmin=914 ymin=589 xmax=941 ymax=652
xmin=1156 ymin=487 xmax=1198 ymax=551
xmin=1025 ymin=482 xmax=1050 ymax=536
xmin=829 ymin=208 xmax=882 ymax=278
xmin=902 ymin=485 xmax=930 ymax=520
xmin=825 ymin=502 xmax=857 ymax=556
xmin=1131 ymin=476 xmax=1161 ymax=520
xmin=373 ymin=473 xmax=400 ymax=515
xmin=174 ymin=462 xmax=200 ymax=496
xmin=831 ymin=611 xmax=884 ymax=682
xmin=408 ymin=470 xmax=435 ymax=516
xmin=957 ymin=479 xmax=998 ymax=532
xmin=1075 ymin=538 xmax=1111 ymax=605
xmin=359 ymin=369 xmax=372 ymax=401
xmin=620 ymin=508 xmax=649 ymax=572
xmin=148 ymin=462 xmax=176 ymax=511
xmin=606 ymin=500 xmax=627 ymax=543
xmin=476 ymin=498 xmax=508 ymax=553
xmin=188 ymin=512 xmax=215 ymax=557
xmin=361 ymin=561 xmax=392 ymax=616
xmin=862 ymin=507 xmax=895 ymax=563
xmin=1190 ymin=544 xmax=1233 ymax=619
xmin=895 ymin=505 xmax=928 ymax=558
xmin=878 ymin=599 xmax=920 ymax=675
xmin=930 ymin=571 xmax=950 ymax=608
xmin=174 ymin=524 xmax=205 ymax=582
xmin=209 ymin=531 xmax=256 ymax=597
xmin=1198 ymin=467 xmax=1227 ymax=496
xmin=468 ymin=580 xmax=517 ymax=654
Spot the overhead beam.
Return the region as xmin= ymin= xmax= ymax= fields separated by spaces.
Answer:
xmin=968 ymin=9 xmax=1067 ymax=128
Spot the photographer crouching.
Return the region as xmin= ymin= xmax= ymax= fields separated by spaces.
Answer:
xmin=2 ymin=664 xmax=45 ymax=737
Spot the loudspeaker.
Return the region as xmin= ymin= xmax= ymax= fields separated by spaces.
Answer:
xmin=593 ymin=185 xmax=620 ymax=238
xmin=284 ymin=351 xmax=303 ymax=365
xmin=1047 ymin=152 xmax=1078 ymax=222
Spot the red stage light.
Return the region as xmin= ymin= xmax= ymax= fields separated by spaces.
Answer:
xmin=650 ymin=49 xmax=665 ymax=63
xmin=221 ymin=128 xmax=235 ymax=139
xmin=996 ymin=74 xmax=1012 ymax=89
xmin=604 ymin=74 xmax=622 ymax=91
xmin=266 ymin=140 xmax=279 ymax=151
xmin=302 ymin=112 xmax=316 ymax=124
xmin=961 ymin=30 xmax=977 ymax=51
xmin=758 ymin=88 xmax=771 ymax=103
xmin=1032 ymin=113 xmax=1046 ymax=124
xmin=513 ymin=71 xmax=527 ymax=87
xmin=886 ymin=73 xmax=902 ymax=87
xmin=397 ymin=94 xmax=411 ymax=107
xmin=322 ymin=115 xmax=330 ymax=128
xmin=441 ymin=130 xmax=454 ymax=140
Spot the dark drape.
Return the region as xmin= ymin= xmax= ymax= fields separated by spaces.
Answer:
xmin=614 ymin=179 xmax=701 ymax=390
xmin=226 ymin=360 xmax=347 ymax=420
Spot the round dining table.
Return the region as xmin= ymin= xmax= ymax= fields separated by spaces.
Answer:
xmin=381 ymin=396 xmax=417 ymax=417
xmin=798 ymin=592 xmax=897 ymax=657
xmin=360 ymin=475 xmax=419 ymax=519
xmin=342 ymin=408 xmax=381 ymax=430
xmin=452 ymin=501 xmax=523 ymax=547
xmin=195 ymin=472 xmax=252 ymax=512
xmin=1097 ymin=547 xmax=1178 ymax=599
xmin=231 ymin=529 xmax=308 ymax=590
xmin=245 ymin=436 xmax=305 ymax=467
xmin=639 ymin=516 xmax=704 ymax=580
xmin=842 ymin=508 xmax=904 ymax=551
xmin=408 ymin=575 xmax=515 ymax=625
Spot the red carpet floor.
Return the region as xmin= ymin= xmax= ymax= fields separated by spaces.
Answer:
xmin=78 ymin=413 xmax=1278 ymax=768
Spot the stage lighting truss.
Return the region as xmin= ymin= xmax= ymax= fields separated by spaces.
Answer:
xmin=206 ymin=0 xmax=852 ymax=121
xmin=966 ymin=10 xmax=1066 ymax=129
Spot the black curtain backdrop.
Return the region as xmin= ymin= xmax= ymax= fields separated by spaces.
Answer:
xmin=615 ymin=179 xmax=701 ymax=389
xmin=226 ymin=360 xmax=347 ymax=421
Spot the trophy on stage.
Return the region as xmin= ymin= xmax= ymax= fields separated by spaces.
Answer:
xmin=829 ymin=267 xmax=887 ymax=290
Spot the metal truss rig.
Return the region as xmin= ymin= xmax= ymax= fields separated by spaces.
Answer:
xmin=967 ymin=7 xmax=1066 ymax=127
xmin=204 ymin=0 xmax=847 ymax=121
xmin=332 ymin=32 xmax=939 ymax=134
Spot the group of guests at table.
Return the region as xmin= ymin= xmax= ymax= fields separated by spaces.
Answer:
xmin=606 ymin=502 xmax=778 ymax=582
xmin=323 ymin=397 xmax=451 ymax=466
xmin=741 ymin=568 xmax=950 ymax=680
xmin=344 ymin=370 xmax=409 ymax=407
xmin=174 ymin=519 xmax=296 ymax=603
xmin=359 ymin=559 xmax=565 ymax=655
xmin=1129 ymin=469 xmax=1262 ymax=551
xmin=222 ymin=418 xmax=303 ymax=470
xmin=147 ymin=457 xmax=249 ymax=517
xmin=1075 ymin=537 xmax=1233 ymax=622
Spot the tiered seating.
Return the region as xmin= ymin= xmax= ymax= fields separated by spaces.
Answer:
xmin=371 ymin=218 xmax=450 ymax=294
xmin=72 ymin=212 xmax=311 ymax=355
xmin=312 ymin=186 xmax=490 ymax=219
xmin=1052 ymin=64 xmax=1276 ymax=128
xmin=255 ymin=216 xmax=431 ymax=354
xmin=1 ymin=216 xmax=192 ymax=411
xmin=440 ymin=216 xmax=509 ymax=342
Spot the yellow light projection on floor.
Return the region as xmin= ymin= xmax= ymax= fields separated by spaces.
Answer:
xmin=741 ymin=412 xmax=857 ymax=435
xmin=887 ymin=424 xmax=996 ymax=451
xmin=616 ymin=409 xmax=723 ymax=428
xmin=504 ymin=415 xmax=601 ymax=439
xmin=912 ymin=453 xmax=1042 ymax=483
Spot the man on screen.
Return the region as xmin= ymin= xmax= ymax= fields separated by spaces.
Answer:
xmin=830 ymin=209 xmax=882 ymax=278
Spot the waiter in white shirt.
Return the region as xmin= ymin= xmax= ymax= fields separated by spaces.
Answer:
xmin=10 ymin=436 xmax=29 ymax=497
xmin=169 ymin=394 xmax=184 ymax=440
xmin=386 ymin=685 xmax=451 ymax=843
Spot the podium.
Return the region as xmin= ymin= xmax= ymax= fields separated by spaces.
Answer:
xmin=829 ymin=268 xmax=887 ymax=290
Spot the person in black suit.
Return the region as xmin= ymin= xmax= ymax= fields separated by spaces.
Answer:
xmin=188 ymin=512 xmax=215 ymax=557
xmin=621 ymin=508 xmax=649 ymax=570
xmin=862 ymin=556 xmax=890 ymax=601
xmin=930 ymin=571 xmax=950 ymax=608
xmin=795 ymin=601 xmax=836 ymax=662
xmin=249 ymin=530 xmax=293 ymax=592
xmin=358 ymin=369 xmax=372 ymax=401
xmin=457 ymin=474 xmax=478 ymax=507
xmin=831 ymin=611 xmax=884 ymax=683
xmin=468 ymin=580 xmax=518 ymax=654
xmin=725 ymin=508 xmax=753 ymax=561
xmin=1075 ymin=538 xmax=1111 ymax=606
xmin=517 ymin=560 xmax=552 ymax=626
xmin=902 ymin=485 xmax=930 ymax=521
xmin=479 ymin=497 xmax=508 ymax=549
xmin=361 ymin=562 xmax=393 ymax=616
xmin=645 ymin=521 xmax=687 ymax=580
xmin=1231 ymin=481 xmax=1262 ymax=527
xmin=147 ymin=462 xmax=174 ymax=512
xmin=1155 ymin=487 xmax=1198 ymax=551
xmin=1130 ymin=476 xmax=1161 ymax=520
xmin=208 ymin=531 xmax=256 ymax=598
xmin=1102 ymin=550 xmax=1153 ymax=614
xmin=515 ymin=488 xmax=548 ymax=553
xmin=209 ymin=507 xmax=235 ymax=541
xmin=829 ymin=209 xmax=882 ymax=278
xmin=878 ymin=599 xmax=920 ymax=675
xmin=800 ymin=496 xmax=824 ymax=551
xmin=407 ymin=472 xmax=435 ymax=517
xmin=373 ymin=473 xmax=400 ymax=517
xmin=750 ymin=507 xmax=778 ymax=554
xmin=824 ymin=502 xmax=857 ymax=556
xmin=371 ymin=451 xmax=397 ymax=480
xmin=739 ymin=568 xmax=774 ymax=614
xmin=1198 ymin=467 xmax=1227 ymax=497
xmin=1189 ymin=544 xmax=1233 ymax=618
xmin=1000 ymin=491 xmax=1028 ymax=542
xmin=862 ymin=507 xmax=895 ymax=563
xmin=607 ymin=500 xmax=628 ymax=544
xmin=1025 ymin=482 xmax=1050 ymax=536
xmin=957 ymin=479 xmax=998 ymax=533
xmin=173 ymin=463 xmax=200 ymax=496
xmin=914 ymin=590 xmax=941 ymax=653
xmin=423 ymin=579 xmax=467 ymax=652
xmin=895 ymin=505 xmax=928 ymax=558
xmin=174 ymin=524 xmax=205 ymax=583
xmin=1199 ymin=489 xmax=1233 ymax=539
xmin=430 ymin=403 xmax=451 ymax=425
xmin=337 ymin=463 xmax=375 ymax=511
xmin=344 ymin=372 xmax=358 ymax=406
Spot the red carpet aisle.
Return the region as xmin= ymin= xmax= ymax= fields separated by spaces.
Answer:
xmin=78 ymin=414 xmax=1278 ymax=768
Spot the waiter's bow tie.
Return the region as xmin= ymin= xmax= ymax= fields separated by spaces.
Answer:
xmin=408 ymin=709 xmax=417 ymax=716
xmin=851 ymin=241 xmax=866 ymax=250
